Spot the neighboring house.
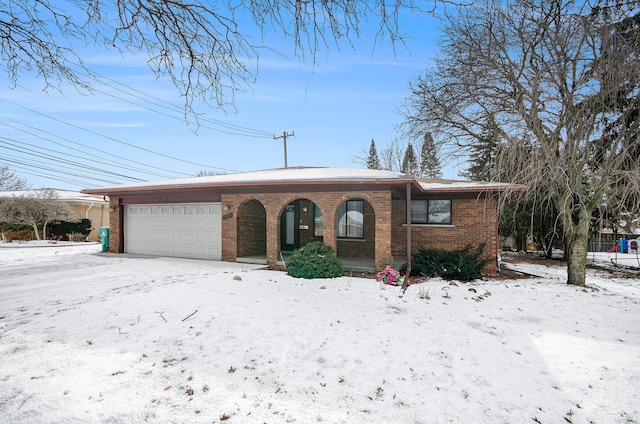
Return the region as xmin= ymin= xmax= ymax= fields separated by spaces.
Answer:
xmin=0 ymin=189 xmax=109 ymax=242
xmin=82 ymin=167 xmax=526 ymax=273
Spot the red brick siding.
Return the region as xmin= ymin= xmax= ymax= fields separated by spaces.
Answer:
xmin=221 ymin=190 xmax=393 ymax=270
xmin=336 ymin=201 xmax=375 ymax=258
xmin=107 ymin=189 xmax=499 ymax=274
xmin=107 ymin=198 xmax=121 ymax=253
xmin=392 ymin=197 xmax=498 ymax=273
xmin=236 ymin=199 xmax=266 ymax=257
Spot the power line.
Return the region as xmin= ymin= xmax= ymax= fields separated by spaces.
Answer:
xmin=1 ymin=120 xmax=183 ymax=179
xmin=0 ymin=155 xmax=127 ymax=185
xmin=84 ymin=69 xmax=275 ymax=138
xmin=0 ymin=137 xmax=144 ymax=181
xmin=0 ymin=97 xmax=242 ymax=174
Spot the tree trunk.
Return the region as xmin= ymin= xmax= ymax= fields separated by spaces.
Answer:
xmin=30 ymin=222 xmax=41 ymax=240
xmin=566 ymin=206 xmax=590 ymax=286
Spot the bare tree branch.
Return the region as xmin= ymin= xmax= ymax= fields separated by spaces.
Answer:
xmin=401 ymin=0 xmax=640 ymax=285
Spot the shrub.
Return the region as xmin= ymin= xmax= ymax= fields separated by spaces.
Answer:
xmin=412 ymin=243 xmax=491 ymax=281
xmin=2 ymin=229 xmax=33 ymax=242
xmin=286 ymin=242 xmax=343 ymax=279
xmin=67 ymin=232 xmax=87 ymax=242
xmin=49 ymin=219 xmax=92 ymax=241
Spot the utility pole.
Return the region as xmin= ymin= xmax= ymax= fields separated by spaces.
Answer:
xmin=274 ymin=131 xmax=295 ymax=168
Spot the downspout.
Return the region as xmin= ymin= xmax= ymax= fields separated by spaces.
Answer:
xmin=402 ymin=182 xmax=412 ymax=292
xmin=85 ymin=202 xmax=95 ymax=242
xmin=85 ymin=202 xmax=94 ymax=219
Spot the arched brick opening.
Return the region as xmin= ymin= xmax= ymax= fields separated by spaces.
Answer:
xmin=236 ymin=199 xmax=267 ymax=258
xmin=278 ymin=198 xmax=324 ymax=252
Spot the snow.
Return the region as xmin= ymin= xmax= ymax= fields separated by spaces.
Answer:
xmin=83 ymin=167 xmax=411 ymax=191
xmin=1 ymin=243 xmax=639 ymax=423
xmin=0 ymin=189 xmax=107 ymax=203
xmin=81 ymin=166 xmax=519 ymax=194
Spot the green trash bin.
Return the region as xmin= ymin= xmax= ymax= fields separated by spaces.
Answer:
xmin=99 ymin=227 xmax=110 ymax=252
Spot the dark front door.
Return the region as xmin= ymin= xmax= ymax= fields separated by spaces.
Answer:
xmin=281 ymin=201 xmax=300 ymax=251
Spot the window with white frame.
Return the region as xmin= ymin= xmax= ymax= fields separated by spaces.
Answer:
xmin=411 ymin=199 xmax=452 ymax=224
xmin=337 ymin=200 xmax=364 ymax=238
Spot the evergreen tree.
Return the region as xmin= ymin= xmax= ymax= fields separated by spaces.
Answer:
xmin=366 ymin=139 xmax=381 ymax=170
xmin=419 ymin=132 xmax=442 ymax=178
xmin=459 ymin=115 xmax=501 ymax=181
xmin=401 ymin=143 xmax=419 ymax=176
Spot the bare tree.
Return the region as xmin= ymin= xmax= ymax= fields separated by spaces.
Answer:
xmin=401 ymin=0 xmax=640 ymax=286
xmin=380 ymin=138 xmax=405 ymax=171
xmin=0 ymin=165 xmax=29 ymax=191
xmin=0 ymin=189 xmax=70 ymax=240
xmin=0 ymin=0 xmax=428 ymax=116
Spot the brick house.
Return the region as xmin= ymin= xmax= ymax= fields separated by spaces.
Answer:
xmin=82 ymin=167 xmax=525 ymax=273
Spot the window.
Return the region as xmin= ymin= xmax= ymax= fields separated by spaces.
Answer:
xmin=314 ymin=205 xmax=324 ymax=237
xmin=337 ymin=200 xmax=364 ymax=238
xmin=411 ymin=200 xmax=452 ymax=224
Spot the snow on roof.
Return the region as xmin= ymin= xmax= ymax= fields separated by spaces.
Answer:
xmin=84 ymin=167 xmax=412 ymax=191
xmin=416 ymin=178 xmax=522 ymax=192
xmin=0 ymin=189 xmax=108 ymax=203
xmin=81 ymin=167 xmax=527 ymax=194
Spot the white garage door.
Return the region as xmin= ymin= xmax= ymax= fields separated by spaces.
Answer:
xmin=125 ymin=203 xmax=222 ymax=260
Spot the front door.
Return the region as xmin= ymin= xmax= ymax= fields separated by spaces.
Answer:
xmin=281 ymin=202 xmax=299 ymax=251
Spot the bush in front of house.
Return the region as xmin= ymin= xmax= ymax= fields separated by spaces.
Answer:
xmin=412 ymin=243 xmax=491 ymax=281
xmin=1 ymin=229 xmax=34 ymax=242
xmin=48 ymin=219 xmax=92 ymax=241
xmin=286 ymin=242 xmax=343 ymax=279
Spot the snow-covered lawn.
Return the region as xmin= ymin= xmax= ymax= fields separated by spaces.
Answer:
xmin=1 ymin=243 xmax=639 ymax=423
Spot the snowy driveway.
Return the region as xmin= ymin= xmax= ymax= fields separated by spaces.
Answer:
xmin=1 ymin=243 xmax=639 ymax=423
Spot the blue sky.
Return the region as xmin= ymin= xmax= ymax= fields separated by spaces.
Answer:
xmin=0 ymin=7 xmax=461 ymax=191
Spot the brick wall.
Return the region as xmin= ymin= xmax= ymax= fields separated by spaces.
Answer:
xmin=391 ymin=196 xmax=499 ymax=273
xmin=236 ymin=199 xmax=266 ymax=257
xmin=221 ymin=190 xmax=393 ymax=269
xmin=107 ymin=198 xmax=121 ymax=253
xmin=107 ymin=188 xmax=499 ymax=274
xmin=336 ymin=201 xmax=375 ymax=258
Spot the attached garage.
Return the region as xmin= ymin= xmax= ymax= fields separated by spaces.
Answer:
xmin=124 ymin=203 xmax=222 ymax=260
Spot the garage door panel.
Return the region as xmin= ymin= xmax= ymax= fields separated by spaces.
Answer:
xmin=125 ymin=203 xmax=221 ymax=260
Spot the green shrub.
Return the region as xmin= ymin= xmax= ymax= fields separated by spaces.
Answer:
xmin=49 ymin=219 xmax=92 ymax=241
xmin=0 ymin=222 xmax=31 ymax=232
xmin=286 ymin=242 xmax=343 ymax=279
xmin=412 ymin=243 xmax=491 ymax=281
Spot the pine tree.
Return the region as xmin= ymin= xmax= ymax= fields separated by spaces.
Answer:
xmin=459 ymin=115 xmax=500 ymax=181
xmin=366 ymin=139 xmax=381 ymax=170
xmin=419 ymin=132 xmax=442 ymax=178
xmin=401 ymin=143 xmax=419 ymax=176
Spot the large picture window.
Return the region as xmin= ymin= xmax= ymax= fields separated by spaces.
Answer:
xmin=411 ymin=200 xmax=452 ymax=224
xmin=337 ymin=200 xmax=364 ymax=238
